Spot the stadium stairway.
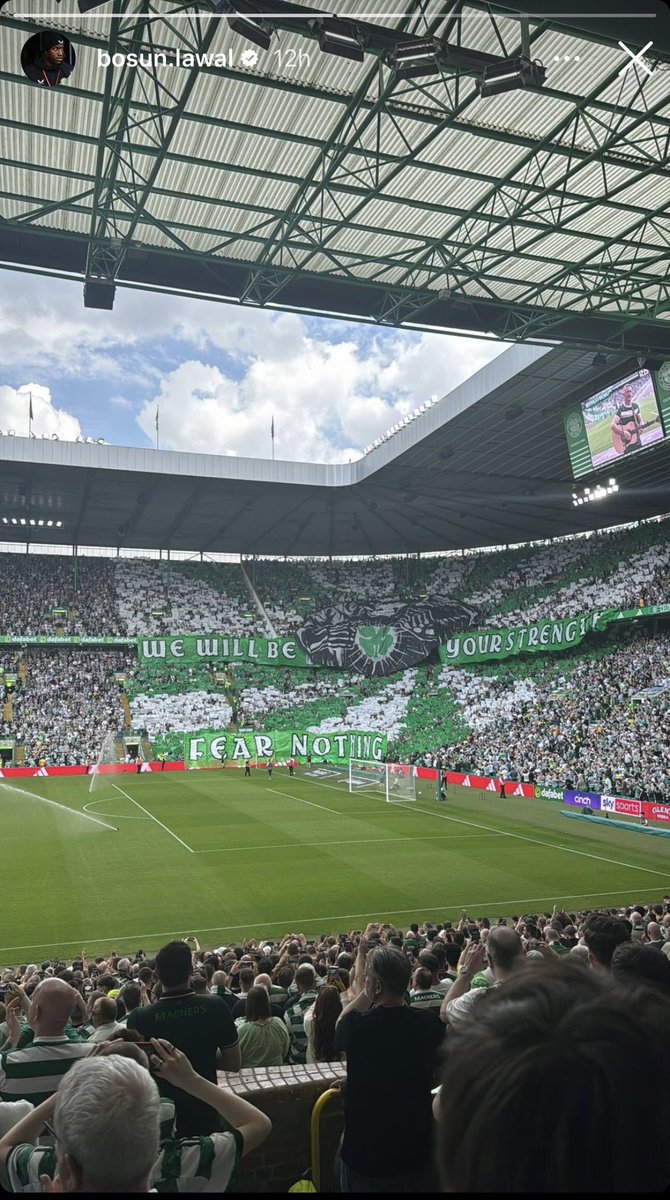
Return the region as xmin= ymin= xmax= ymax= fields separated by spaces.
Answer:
xmin=139 ymin=731 xmax=153 ymax=761
xmin=2 ymin=695 xmax=12 ymax=723
xmin=240 ymin=562 xmax=276 ymax=636
xmin=120 ymin=689 xmax=132 ymax=728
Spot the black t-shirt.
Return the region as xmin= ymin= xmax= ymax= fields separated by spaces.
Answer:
xmin=335 ymin=1005 xmax=443 ymax=1176
xmin=127 ymin=990 xmax=238 ymax=1135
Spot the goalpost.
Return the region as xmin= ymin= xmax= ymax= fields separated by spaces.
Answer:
xmin=348 ymin=759 xmax=416 ymax=803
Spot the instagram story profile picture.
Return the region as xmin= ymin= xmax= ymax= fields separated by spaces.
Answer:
xmin=22 ymin=31 xmax=75 ymax=87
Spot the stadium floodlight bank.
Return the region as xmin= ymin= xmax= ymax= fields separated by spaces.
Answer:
xmin=348 ymin=760 xmax=416 ymax=803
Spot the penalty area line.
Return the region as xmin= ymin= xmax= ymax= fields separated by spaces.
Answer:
xmin=193 ymin=831 xmax=504 ymax=854
xmin=266 ymin=785 xmax=342 ymax=816
xmin=112 ymin=785 xmax=194 ymax=853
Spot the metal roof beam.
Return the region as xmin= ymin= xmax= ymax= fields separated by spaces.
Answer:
xmin=84 ymin=2 xmax=221 ymax=294
xmin=389 ymin=59 xmax=670 ymax=299
xmin=4 ymin=140 xmax=666 ymax=261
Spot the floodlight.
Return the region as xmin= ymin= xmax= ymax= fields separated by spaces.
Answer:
xmin=83 ymin=280 xmax=116 ymax=310
xmin=390 ymin=38 xmax=443 ymax=80
xmin=477 ymin=56 xmax=546 ymax=97
xmin=313 ymin=19 xmax=366 ymax=63
xmin=217 ymin=0 xmax=272 ymax=49
xmin=609 ymin=477 xmax=616 ymax=486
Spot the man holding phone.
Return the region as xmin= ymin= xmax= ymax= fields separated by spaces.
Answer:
xmin=127 ymin=940 xmax=241 ymax=1136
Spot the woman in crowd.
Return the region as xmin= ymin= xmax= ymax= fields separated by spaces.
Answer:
xmin=304 ymin=982 xmax=346 ymax=1064
xmin=235 ymin=985 xmax=290 ymax=1067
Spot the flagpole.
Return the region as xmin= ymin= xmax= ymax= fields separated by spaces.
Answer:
xmin=156 ymin=404 xmax=160 ymax=451
xmin=28 ymin=391 xmax=33 ymax=438
xmin=271 ymin=415 xmax=275 ymax=461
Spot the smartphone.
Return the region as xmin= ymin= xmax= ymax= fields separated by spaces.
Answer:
xmin=135 ymin=1042 xmax=163 ymax=1067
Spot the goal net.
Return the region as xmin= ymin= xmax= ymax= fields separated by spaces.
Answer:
xmin=348 ymin=760 xmax=416 ymax=803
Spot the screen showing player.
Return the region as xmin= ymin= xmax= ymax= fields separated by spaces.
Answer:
xmin=580 ymin=369 xmax=666 ymax=470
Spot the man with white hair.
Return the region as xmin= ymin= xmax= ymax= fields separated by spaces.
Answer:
xmin=0 ymin=1041 xmax=272 ymax=1192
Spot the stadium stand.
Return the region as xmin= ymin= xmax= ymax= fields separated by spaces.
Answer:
xmin=0 ymin=522 xmax=668 ymax=784
xmin=1 ymin=911 xmax=670 ymax=1192
xmin=427 ymin=630 xmax=670 ymax=799
xmin=0 ymin=554 xmax=125 ymax=637
xmin=6 ymin=648 xmax=132 ymax=766
xmin=114 ymin=559 xmax=263 ymax=637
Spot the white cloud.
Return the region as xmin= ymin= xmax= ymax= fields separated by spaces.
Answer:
xmin=0 ymin=384 xmax=82 ymax=440
xmin=138 ymin=326 xmax=508 ymax=463
xmin=0 ymin=269 xmax=509 ymax=463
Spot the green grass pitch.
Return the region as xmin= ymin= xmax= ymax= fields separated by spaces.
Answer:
xmin=1 ymin=769 xmax=669 ymax=966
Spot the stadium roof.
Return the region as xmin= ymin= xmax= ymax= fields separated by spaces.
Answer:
xmin=1 ymin=1 xmax=670 ymax=353
xmin=2 ymin=342 xmax=669 ymax=556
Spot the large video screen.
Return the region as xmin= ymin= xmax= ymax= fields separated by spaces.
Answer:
xmin=581 ymin=369 xmax=666 ymax=470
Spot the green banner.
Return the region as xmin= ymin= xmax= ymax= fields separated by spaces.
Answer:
xmin=138 ymin=635 xmax=308 ymax=667
xmin=439 ymin=605 xmax=670 ymax=666
xmin=533 ymin=784 xmax=566 ymax=802
xmin=185 ymin=728 xmax=387 ymax=767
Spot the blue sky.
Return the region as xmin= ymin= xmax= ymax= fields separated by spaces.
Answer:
xmin=0 ymin=268 xmax=507 ymax=463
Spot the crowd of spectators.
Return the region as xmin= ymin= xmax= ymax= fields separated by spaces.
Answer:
xmin=0 ymin=555 xmax=125 ymax=637
xmin=247 ymin=518 xmax=670 ymax=637
xmin=0 ymin=519 xmax=668 ymax=770
xmin=1 ymin=899 xmax=670 ymax=1191
xmin=1 ymin=518 xmax=668 ymax=644
xmin=115 ymin=559 xmax=263 ymax=637
xmin=416 ymin=629 xmax=670 ymax=798
xmin=1 ymin=649 xmax=133 ymax=765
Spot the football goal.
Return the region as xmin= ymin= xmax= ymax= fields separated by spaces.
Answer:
xmin=348 ymin=760 xmax=416 ymax=803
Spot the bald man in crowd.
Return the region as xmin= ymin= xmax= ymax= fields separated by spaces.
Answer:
xmin=0 ymin=979 xmax=89 ymax=1105
xmin=441 ymin=927 xmax=524 ymax=1025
